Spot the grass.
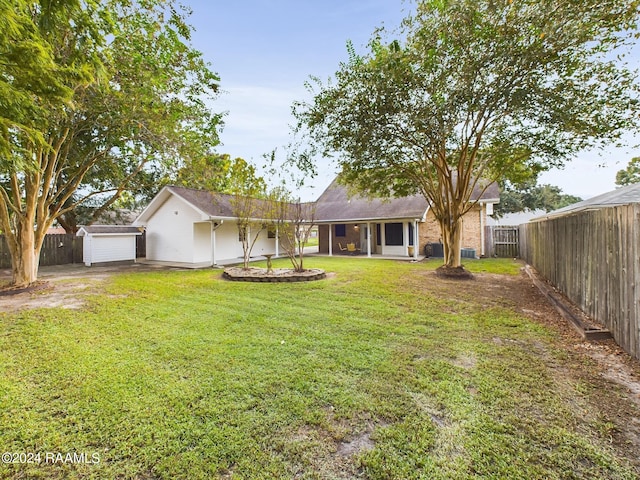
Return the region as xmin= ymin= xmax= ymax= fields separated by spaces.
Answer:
xmin=0 ymin=257 xmax=635 ymax=479
xmin=304 ymin=236 xmax=319 ymax=247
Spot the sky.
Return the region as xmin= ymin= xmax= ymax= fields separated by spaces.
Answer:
xmin=184 ymin=0 xmax=639 ymax=202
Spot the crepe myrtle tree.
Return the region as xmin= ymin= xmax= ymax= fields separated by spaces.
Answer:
xmin=270 ymin=187 xmax=316 ymax=272
xmin=0 ymin=0 xmax=221 ymax=287
xmin=226 ymin=158 xmax=269 ymax=269
xmin=294 ymin=0 xmax=640 ymax=271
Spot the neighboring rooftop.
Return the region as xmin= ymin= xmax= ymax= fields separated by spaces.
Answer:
xmin=531 ymin=183 xmax=640 ymax=221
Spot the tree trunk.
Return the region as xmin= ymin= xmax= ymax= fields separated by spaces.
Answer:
xmin=10 ymin=223 xmax=40 ymax=288
xmin=440 ymin=217 xmax=463 ymax=268
xmin=58 ymin=212 xmax=79 ymax=234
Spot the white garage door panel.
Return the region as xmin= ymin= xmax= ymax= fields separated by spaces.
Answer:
xmin=92 ymin=236 xmax=135 ymax=263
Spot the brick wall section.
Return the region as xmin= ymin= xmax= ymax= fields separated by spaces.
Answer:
xmin=418 ymin=205 xmax=486 ymax=256
xmin=461 ymin=204 xmax=486 ymax=255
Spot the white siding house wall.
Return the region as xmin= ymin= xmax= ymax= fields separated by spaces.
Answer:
xmin=82 ymin=236 xmax=92 ymax=266
xmin=251 ymin=228 xmax=277 ymax=257
xmin=210 ymin=223 xmax=278 ymax=263
xmin=145 ymin=195 xmax=201 ymax=263
xmin=193 ymin=222 xmax=212 ymax=263
xmin=213 ymin=221 xmax=243 ymax=262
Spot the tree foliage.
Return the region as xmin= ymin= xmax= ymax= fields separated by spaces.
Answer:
xmin=294 ymin=0 xmax=640 ymax=269
xmin=493 ymin=182 xmax=582 ymax=218
xmin=0 ymin=0 xmax=222 ymax=286
xmin=615 ymin=156 xmax=640 ymax=187
xmin=175 ymin=154 xmax=265 ymax=194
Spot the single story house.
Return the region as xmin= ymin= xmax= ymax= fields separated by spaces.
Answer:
xmin=132 ymin=186 xmax=287 ymax=267
xmin=314 ymin=179 xmax=500 ymax=259
xmin=133 ymin=179 xmax=499 ymax=267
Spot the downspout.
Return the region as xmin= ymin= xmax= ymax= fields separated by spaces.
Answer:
xmin=420 ymin=206 xmax=430 ymax=258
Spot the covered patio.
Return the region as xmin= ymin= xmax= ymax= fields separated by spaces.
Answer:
xmin=314 ymin=179 xmax=430 ymax=260
xmin=316 ymin=220 xmax=422 ymax=259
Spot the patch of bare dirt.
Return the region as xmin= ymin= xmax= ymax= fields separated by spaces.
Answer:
xmin=0 ymin=277 xmax=109 ymax=312
xmin=0 ymin=263 xmax=162 ymax=313
xmin=336 ymin=426 xmax=376 ymax=457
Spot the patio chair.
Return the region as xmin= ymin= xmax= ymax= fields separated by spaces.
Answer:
xmin=337 ymin=242 xmax=348 ymax=252
xmin=347 ymin=242 xmax=360 ymax=253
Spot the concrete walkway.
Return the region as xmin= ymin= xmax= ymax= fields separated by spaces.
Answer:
xmin=306 ymin=252 xmax=427 ymax=262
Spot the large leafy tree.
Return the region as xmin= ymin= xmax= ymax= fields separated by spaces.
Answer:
xmin=0 ymin=0 xmax=79 ymax=158
xmin=0 ymin=0 xmax=221 ymax=287
xmin=295 ymin=0 xmax=640 ymax=270
xmin=493 ymin=181 xmax=582 ymax=218
xmin=615 ymin=157 xmax=640 ymax=186
xmin=175 ymin=154 xmax=254 ymax=194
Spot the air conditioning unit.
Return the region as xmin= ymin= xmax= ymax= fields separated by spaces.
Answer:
xmin=461 ymin=248 xmax=476 ymax=259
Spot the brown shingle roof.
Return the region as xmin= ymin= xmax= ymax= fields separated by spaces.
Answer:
xmin=77 ymin=225 xmax=142 ymax=235
xmin=165 ymin=186 xmax=287 ymax=220
xmin=314 ymin=179 xmax=428 ymax=222
xmin=314 ymin=178 xmax=500 ymax=223
xmin=166 ymin=186 xmax=236 ymax=217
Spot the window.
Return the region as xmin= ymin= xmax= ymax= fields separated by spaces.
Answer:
xmin=265 ymin=224 xmax=276 ymax=239
xmin=376 ymin=224 xmax=381 ymax=246
xmin=385 ymin=223 xmax=403 ymax=246
xmin=335 ymin=224 xmax=346 ymax=237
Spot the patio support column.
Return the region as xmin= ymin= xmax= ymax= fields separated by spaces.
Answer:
xmin=367 ymin=222 xmax=372 ymax=257
xmin=275 ymin=224 xmax=279 ymax=257
xmin=328 ymin=223 xmax=333 ymax=256
xmin=479 ymin=203 xmax=485 ymax=257
xmin=414 ymin=219 xmax=419 ymax=260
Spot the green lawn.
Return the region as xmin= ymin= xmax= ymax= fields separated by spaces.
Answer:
xmin=304 ymin=236 xmax=319 ymax=247
xmin=0 ymin=258 xmax=636 ymax=479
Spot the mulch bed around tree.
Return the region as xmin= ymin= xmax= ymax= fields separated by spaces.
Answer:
xmin=435 ymin=265 xmax=475 ymax=280
xmin=222 ymin=267 xmax=326 ymax=283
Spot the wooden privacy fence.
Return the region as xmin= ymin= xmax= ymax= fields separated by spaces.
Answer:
xmin=0 ymin=234 xmax=83 ymax=269
xmin=485 ymin=226 xmax=519 ymax=258
xmin=0 ymin=232 xmax=147 ymax=269
xmin=519 ymin=204 xmax=640 ymax=360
